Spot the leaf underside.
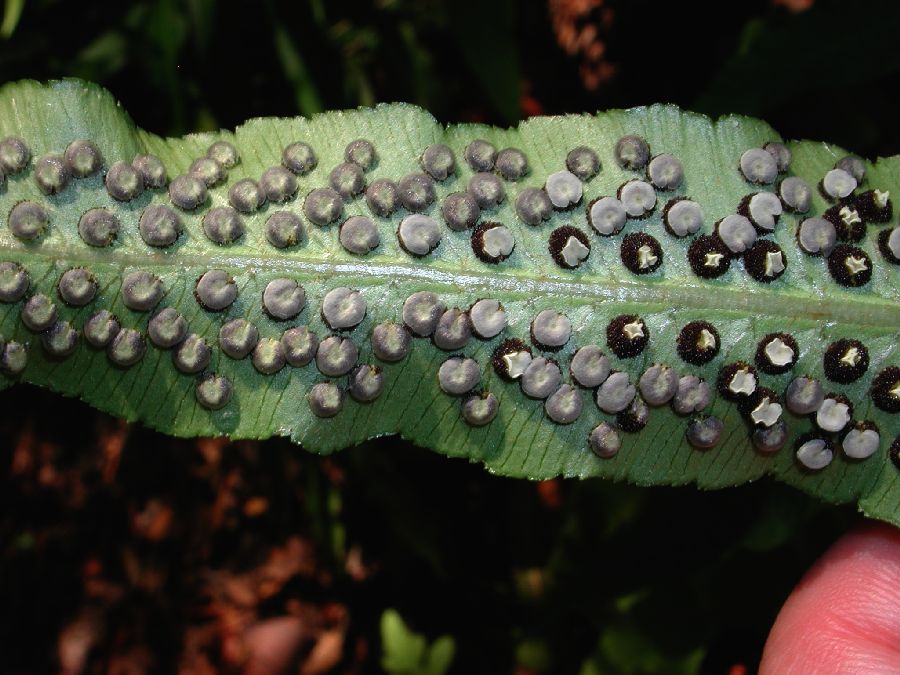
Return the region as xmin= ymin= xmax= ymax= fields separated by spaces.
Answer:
xmin=0 ymin=80 xmax=897 ymax=524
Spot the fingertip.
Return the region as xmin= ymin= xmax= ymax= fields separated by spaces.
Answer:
xmin=760 ymin=522 xmax=900 ymax=674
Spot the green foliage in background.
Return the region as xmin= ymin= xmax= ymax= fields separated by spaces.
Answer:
xmin=381 ymin=609 xmax=455 ymax=675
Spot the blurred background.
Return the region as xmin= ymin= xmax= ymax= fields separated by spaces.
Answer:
xmin=0 ymin=0 xmax=897 ymax=672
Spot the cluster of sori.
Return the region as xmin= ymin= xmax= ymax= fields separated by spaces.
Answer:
xmin=578 ymin=136 xmax=897 ymax=285
xmin=0 ymin=127 xmax=896 ymax=474
xmin=729 ymin=144 xmax=897 ymax=286
xmin=1 ymin=129 xmax=898 ymax=270
xmin=489 ymin=307 xmax=898 ymax=470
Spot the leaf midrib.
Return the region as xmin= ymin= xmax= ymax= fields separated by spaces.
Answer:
xmin=18 ymin=246 xmax=900 ymax=329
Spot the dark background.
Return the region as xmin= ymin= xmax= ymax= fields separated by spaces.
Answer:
xmin=0 ymin=0 xmax=896 ymax=672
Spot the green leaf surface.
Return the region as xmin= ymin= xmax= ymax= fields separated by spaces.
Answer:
xmin=0 ymin=79 xmax=897 ymax=524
